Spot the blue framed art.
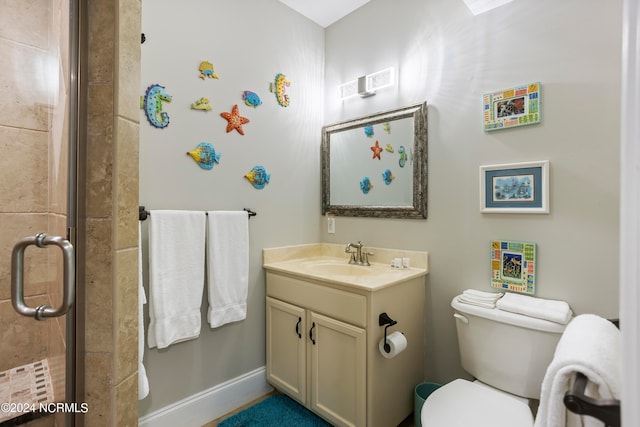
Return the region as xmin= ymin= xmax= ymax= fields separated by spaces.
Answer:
xmin=480 ymin=160 xmax=549 ymax=214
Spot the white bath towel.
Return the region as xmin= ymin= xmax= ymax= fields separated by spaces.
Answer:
xmin=138 ymin=223 xmax=149 ymax=400
xmin=147 ymin=210 xmax=207 ymax=349
xmin=496 ymin=292 xmax=573 ymax=324
xmin=206 ymin=211 xmax=249 ymax=328
xmin=534 ymin=314 xmax=620 ymax=427
xmin=457 ymin=289 xmax=504 ymax=308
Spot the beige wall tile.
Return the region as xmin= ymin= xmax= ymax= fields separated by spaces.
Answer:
xmin=115 ymin=373 xmax=138 ymax=427
xmin=0 ymin=297 xmax=48 ymax=371
xmin=116 ymin=0 xmax=141 ymax=122
xmin=84 ymin=218 xmax=113 ymax=353
xmin=87 ymin=0 xmax=115 ymax=84
xmin=85 ymin=84 xmax=114 ymax=218
xmin=48 ymin=100 xmax=70 ymax=216
xmin=0 ymin=39 xmax=50 ymax=131
xmin=80 ymin=0 xmax=141 ymax=422
xmin=52 ymin=0 xmax=71 ymax=86
xmin=114 ymin=248 xmax=138 ymax=383
xmin=115 ymin=118 xmax=139 ymax=250
xmin=83 ymin=352 xmax=112 ymax=425
xmin=0 ymin=0 xmax=49 ymax=49
xmin=0 ymin=127 xmax=48 ymax=212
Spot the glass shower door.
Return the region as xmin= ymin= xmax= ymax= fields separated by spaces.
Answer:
xmin=0 ymin=0 xmax=77 ymax=425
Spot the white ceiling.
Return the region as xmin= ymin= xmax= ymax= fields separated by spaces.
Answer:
xmin=278 ymin=0 xmax=371 ymax=28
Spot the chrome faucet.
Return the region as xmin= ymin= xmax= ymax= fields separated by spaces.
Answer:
xmin=345 ymin=241 xmax=374 ymax=266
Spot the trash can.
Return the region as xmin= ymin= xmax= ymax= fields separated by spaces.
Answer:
xmin=414 ymin=382 xmax=441 ymax=427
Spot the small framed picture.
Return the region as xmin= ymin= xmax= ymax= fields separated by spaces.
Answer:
xmin=491 ymin=240 xmax=536 ymax=294
xmin=480 ymin=160 xmax=549 ymax=214
xmin=483 ymin=82 xmax=541 ymax=131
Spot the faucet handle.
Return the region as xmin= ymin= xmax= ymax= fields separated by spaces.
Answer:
xmin=362 ymin=250 xmax=374 ymax=265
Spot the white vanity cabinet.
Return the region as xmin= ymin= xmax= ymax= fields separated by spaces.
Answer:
xmin=266 ymin=295 xmax=366 ymax=426
xmin=265 ymin=265 xmax=426 ymax=427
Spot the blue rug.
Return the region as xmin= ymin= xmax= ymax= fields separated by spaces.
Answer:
xmin=218 ymin=394 xmax=332 ymax=427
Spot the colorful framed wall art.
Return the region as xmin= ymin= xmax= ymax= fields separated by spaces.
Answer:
xmin=483 ymin=82 xmax=541 ymax=131
xmin=491 ymin=240 xmax=536 ymax=294
xmin=480 ymin=160 xmax=549 ymax=214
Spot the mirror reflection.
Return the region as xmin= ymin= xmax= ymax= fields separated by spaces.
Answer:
xmin=322 ymin=102 xmax=428 ymax=219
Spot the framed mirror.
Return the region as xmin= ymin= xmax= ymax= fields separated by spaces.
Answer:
xmin=322 ymin=102 xmax=427 ymax=219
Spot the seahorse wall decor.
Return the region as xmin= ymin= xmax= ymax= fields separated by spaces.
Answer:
xmin=143 ymin=84 xmax=172 ymax=128
xmin=269 ymin=73 xmax=291 ymax=107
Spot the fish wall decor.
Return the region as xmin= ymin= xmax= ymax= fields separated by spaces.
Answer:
xmin=244 ymin=166 xmax=271 ymax=189
xmin=186 ymin=142 xmax=221 ymax=170
xmin=191 ymin=97 xmax=212 ymax=111
xmin=199 ymin=61 xmax=219 ymax=80
xmin=242 ymin=91 xmax=262 ymax=108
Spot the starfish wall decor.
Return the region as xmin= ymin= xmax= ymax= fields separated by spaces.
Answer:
xmin=220 ymin=104 xmax=250 ymax=135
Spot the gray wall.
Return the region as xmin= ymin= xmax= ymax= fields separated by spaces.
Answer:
xmin=139 ymin=0 xmax=324 ymax=415
xmin=324 ymin=0 xmax=622 ymax=382
xmin=140 ymin=0 xmax=622 ymax=415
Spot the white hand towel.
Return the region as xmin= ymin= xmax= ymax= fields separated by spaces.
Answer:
xmin=534 ymin=314 xmax=620 ymax=427
xmin=457 ymin=296 xmax=498 ymax=309
xmin=138 ymin=223 xmax=150 ymax=400
xmin=458 ymin=289 xmax=504 ymax=308
xmin=463 ymin=289 xmax=504 ymax=300
xmin=207 ymin=211 xmax=249 ymax=328
xmin=147 ymin=210 xmax=206 ymax=349
xmin=496 ymin=292 xmax=573 ymax=324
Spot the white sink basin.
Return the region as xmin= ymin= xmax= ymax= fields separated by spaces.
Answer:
xmin=304 ymin=261 xmax=378 ymax=277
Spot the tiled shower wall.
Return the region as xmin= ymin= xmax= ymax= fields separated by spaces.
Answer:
xmin=80 ymin=0 xmax=141 ymax=425
xmin=1 ymin=0 xmax=141 ymax=424
xmin=0 ymin=0 xmax=69 ymax=419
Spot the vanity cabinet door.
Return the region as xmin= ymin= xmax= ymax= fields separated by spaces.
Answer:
xmin=309 ymin=311 xmax=366 ymax=427
xmin=266 ymin=297 xmax=307 ymax=404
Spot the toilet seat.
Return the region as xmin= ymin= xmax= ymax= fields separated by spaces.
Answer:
xmin=421 ymin=379 xmax=534 ymax=427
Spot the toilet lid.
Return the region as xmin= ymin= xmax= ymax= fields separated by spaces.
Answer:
xmin=421 ymin=379 xmax=534 ymax=427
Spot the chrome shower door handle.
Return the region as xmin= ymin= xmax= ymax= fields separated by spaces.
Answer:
xmin=11 ymin=233 xmax=75 ymax=320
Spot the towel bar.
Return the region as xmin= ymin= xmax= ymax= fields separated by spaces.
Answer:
xmin=563 ymin=372 xmax=620 ymax=427
xmin=138 ymin=206 xmax=256 ymax=221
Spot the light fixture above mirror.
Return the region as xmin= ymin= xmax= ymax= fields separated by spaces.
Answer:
xmin=337 ymin=67 xmax=395 ymax=100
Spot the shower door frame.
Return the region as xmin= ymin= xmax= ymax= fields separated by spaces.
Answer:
xmin=68 ymin=0 xmax=85 ymax=425
xmin=4 ymin=0 xmax=85 ymax=425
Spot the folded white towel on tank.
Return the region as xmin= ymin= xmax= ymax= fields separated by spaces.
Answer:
xmin=457 ymin=289 xmax=504 ymax=308
xmin=496 ymin=292 xmax=573 ymax=324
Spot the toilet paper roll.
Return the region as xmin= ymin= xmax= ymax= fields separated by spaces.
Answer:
xmin=378 ymin=331 xmax=407 ymax=358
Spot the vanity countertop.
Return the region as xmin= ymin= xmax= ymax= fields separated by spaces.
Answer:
xmin=263 ymin=243 xmax=429 ymax=291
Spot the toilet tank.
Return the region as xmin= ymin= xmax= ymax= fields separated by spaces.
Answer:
xmin=451 ymin=296 xmax=568 ymax=399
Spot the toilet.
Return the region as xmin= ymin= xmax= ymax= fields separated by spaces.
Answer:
xmin=421 ymin=294 xmax=569 ymax=426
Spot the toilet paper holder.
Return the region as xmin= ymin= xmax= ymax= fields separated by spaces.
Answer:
xmin=379 ymin=312 xmax=398 ymax=353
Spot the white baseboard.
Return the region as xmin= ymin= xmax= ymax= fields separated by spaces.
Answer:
xmin=138 ymin=367 xmax=273 ymax=427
